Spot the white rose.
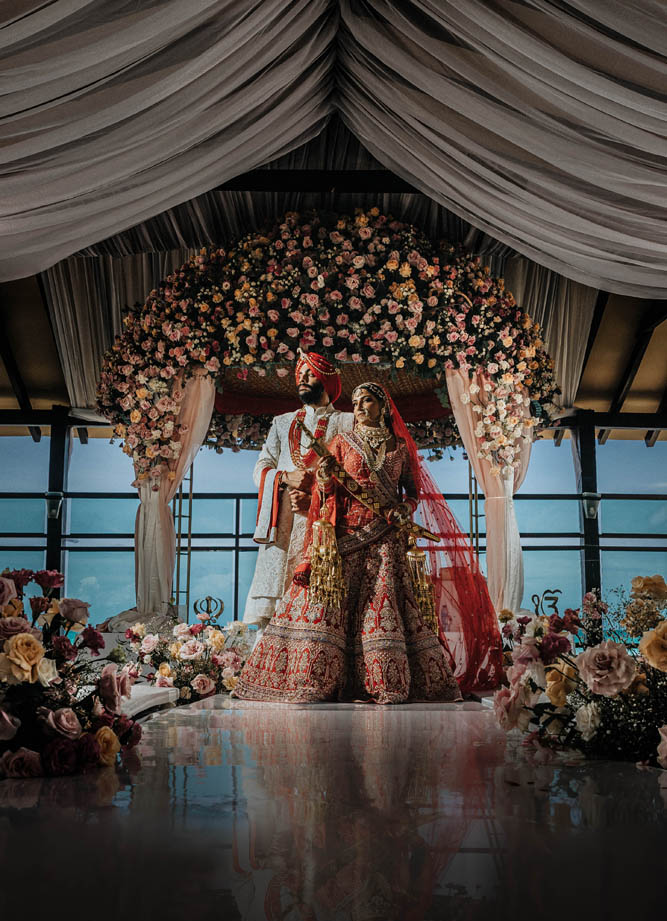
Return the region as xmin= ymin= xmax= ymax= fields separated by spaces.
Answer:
xmin=130 ymin=622 xmax=146 ymax=638
xmin=173 ymin=623 xmax=191 ymax=638
xmin=35 ymin=657 xmax=60 ymax=688
xmin=459 ymin=392 xmax=471 ymax=404
xmin=575 ymin=702 xmax=600 ymax=741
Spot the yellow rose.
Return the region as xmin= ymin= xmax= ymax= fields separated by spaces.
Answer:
xmin=136 ymin=387 xmax=148 ymax=399
xmin=95 ymin=727 xmax=121 ymax=767
xmin=169 ymin=642 xmax=183 ymax=658
xmin=395 ymin=357 xmax=405 ymax=369
xmin=242 ymin=354 xmax=255 ymax=364
xmin=386 ymin=259 xmax=399 ymax=271
xmin=206 ymin=630 xmax=226 ymax=652
xmin=408 ymin=335 xmax=421 ymax=347
xmin=130 ymin=410 xmax=141 ymax=423
xmin=223 ymin=675 xmax=239 ymax=692
xmin=4 ymin=633 xmax=45 ymax=683
xmin=399 ymin=263 xmax=412 ymax=277
xmin=632 ymin=575 xmax=667 ymax=601
xmin=158 ymin=662 xmax=172 ymax=677
xmin=545 ymin=660 xmax=578 ymax=707
xmin=413 ymin=354 xmax=424 ymax=364
xmin=639 ymin=620 xmax=667 ymax=671
xmin=502 ymin=337 xmax=513 ymax=348
xmin=267 ymin=328 xmax=278 ymax=338
xmin=427 ymin=358 xmax=437 ymax=368
xmin=2 ymin=598 xmax=23 ymax=618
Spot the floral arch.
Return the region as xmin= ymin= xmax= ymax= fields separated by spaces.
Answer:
xmin=98 ymin=210 xmax=559 ymax=618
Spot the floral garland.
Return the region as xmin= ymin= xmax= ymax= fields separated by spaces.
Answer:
xmin=98 ymin=210 xmax=559 ymax=484
xmin=494 ymin=575 xmax=667 ymax=767
xmin=0 ymin=570 xmax=141 ymax=779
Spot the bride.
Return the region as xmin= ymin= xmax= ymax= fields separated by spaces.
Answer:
xmin=235 ymin=382 xmax=502 ymax=704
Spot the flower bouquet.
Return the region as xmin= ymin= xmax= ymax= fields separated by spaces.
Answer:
xmin=494 ymin=576 xmax=667 ymax=767
xmin=0 ymin=569 xmax=142 ymax=780
xmin=125 ymin=612 xmax=251 ymax=703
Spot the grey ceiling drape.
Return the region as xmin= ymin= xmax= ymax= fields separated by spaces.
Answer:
xmin=2 ymin=0 xmax=666 ymax=294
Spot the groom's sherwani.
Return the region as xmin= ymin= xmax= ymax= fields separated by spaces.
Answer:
xmin=243 ymin=403 xmax=353 ymax=626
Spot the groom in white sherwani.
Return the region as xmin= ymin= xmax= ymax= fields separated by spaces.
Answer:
xmin=243 ymin=352 xmax=353 ymax=639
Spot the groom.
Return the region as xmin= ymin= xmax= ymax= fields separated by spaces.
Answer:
xmin=243 ymin=352 xmax=353 ymax=639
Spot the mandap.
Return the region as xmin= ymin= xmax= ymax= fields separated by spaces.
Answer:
xmin=97 ymin=210 xmax=559 ymax=622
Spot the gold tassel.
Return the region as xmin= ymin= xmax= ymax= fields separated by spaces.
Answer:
xmin=407 ymin=537 xmax=439 ymax=632
xmin=309 ymin=509 xmax=344 ymax=612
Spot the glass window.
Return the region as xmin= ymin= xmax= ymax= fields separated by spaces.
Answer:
xmin=65 ymin=551 xmax=135 ymax=626
xmin=422 ymin=448 xmax=471 ymax=495
xmin=602 ymin=551 xmax=667 ymax=594
xmin=515 ymin=498 xmax=580 ymax=534
xmin=600 ymin=499 xmax=667 ymax=535
xmin=597 ymin=440 xmax=667 ymax=495
xmin=0 ymin=551 xmax=47 ymax=601
xmin=521 ymin=550 xmax=582 ymax=613
xmin=520 ymin=438 xmax=577 ymax=494
xmin=187 ymin=550 xmax=236 ymax=624
xmin=190 ymin=498 xmax=236 ymax=535
xmin=241 ymin=498 xmax=259 ymax=536
xmin=0 ymin=498 xmax=46 ymax=534
xmin=68 ymin=436 xmax=134 ymax=493
xmin=67 ymin=498 xmax=137 ymax=534
xmin=0 ymin=434 xmax=51 ymax=491
xmin=193 ymin=446 xmax=257 ymax=493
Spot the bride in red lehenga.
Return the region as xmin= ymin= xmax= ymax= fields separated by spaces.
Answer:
xmin=235 ymin=382 xmax=502 ymax=704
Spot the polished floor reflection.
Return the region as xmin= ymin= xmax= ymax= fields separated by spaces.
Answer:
xmin=1 ymin=697 xmax=666 ymax=921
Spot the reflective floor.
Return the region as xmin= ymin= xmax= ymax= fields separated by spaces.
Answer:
xmin=1 ymin=697 xmax=666 ymax=921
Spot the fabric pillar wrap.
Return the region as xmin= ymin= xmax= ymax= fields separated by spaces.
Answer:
xmin=135 ymin=375 xmax=215 ymax=615
xmin=446 ymin=368 xmax=531 ymax=613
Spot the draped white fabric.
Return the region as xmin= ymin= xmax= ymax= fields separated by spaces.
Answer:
xmin=0 ymin=0 xmax=334 ymax=280
xmin=135 ymin=375 xmax=215 ymax=615
xmin=446 ymin=369 xmax=531 ymax=613
xmin=1 ymin=1 xmax=666 ymax=294
xmin=503 ymin=259 xmax=599 ymax=410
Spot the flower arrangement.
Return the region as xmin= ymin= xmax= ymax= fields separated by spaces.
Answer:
xmin=124 ymin=612 xmax=251 ymax=703
xmin=495 ymin=575 xmax=667 ymax=767
xmin=98 ymin=210 xmax=559 ymax=484
xmin=0 ymin=570 xmax=142 ymax=780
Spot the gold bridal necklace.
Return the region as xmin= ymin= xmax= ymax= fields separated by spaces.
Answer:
xmin=356 ymin=421 xmax=391 ymax=473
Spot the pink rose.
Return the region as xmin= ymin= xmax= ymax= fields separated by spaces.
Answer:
xmin=140 ymin=634 xmax=159 ymax=654
xmin=0 ymin=577 xmax=18 ymax=607
xmin=0 ymin=747 xmax=42 ymax=779
xmin=575 ymin=640 xmax=636 ymax=696
xmin=118 ymin=664 xmax=138 ymax=698
xmin=99 ymin=663 xmax=122 ymax=714
xmin=218 ymin=650 xmax=242 ymax=672
xmin=0 ymin=708 xmax=20 ymax=741
xmin=0 ymin=616 xmax=36 ymax=643
xmin=179 ymin=639 xmax=205 ymax=660
xmin=173 ymin=622 xmax=191 ymax=638
xmin=657 ymin=726 xmax=667 ymax=769
xmin=493 ymin=685 xmax=525 ymax=731
xmin=191 ymin=673 xmax=216 ymax=697
xmin=58 ymin=598 xmax=90 ymax=627
xmin=40 ymin=707 xmax=82 ymax=740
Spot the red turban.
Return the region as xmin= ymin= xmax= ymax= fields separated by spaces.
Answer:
xmin=295 ymin=352 xmax=342 ymax=404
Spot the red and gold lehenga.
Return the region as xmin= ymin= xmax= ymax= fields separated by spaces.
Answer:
xmin=235 ymin=390 xmax=503 ymax=704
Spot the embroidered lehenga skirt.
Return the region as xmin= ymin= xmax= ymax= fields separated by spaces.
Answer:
xmin=235 ymin=436 xmax=461 ymax=705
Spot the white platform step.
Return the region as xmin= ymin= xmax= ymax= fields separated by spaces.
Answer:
xmin=121 ymin=683 xmax=179 ymax=719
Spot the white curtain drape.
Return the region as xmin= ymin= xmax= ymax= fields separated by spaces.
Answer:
xmin=446 ymin=369 xmax=531 ymax=613
xmin=135 ymin=374 xmax=215 ymax=615
xmin=503 ymin=259 xmax=599 ymax=410
xmin=1 ymin=1 xmax=666 ymax=294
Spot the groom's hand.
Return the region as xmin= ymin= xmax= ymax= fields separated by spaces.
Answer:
xmin=282 ymin=470 xmax=313 ymax=490
xmin=289 ymin=489 xmax=311 ymax=514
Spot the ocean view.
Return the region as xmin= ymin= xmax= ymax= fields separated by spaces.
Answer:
xmin=1 ymin=434 xmax=665 ymax=625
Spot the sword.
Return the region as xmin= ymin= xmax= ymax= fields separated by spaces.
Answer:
xmin=296 ymin=419 xmax=441 ymax=544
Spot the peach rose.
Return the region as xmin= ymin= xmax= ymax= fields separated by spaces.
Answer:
xmin=575 ymin=640 xmax=637 ymax=697
xmin=545 ymin=660 xmax=578 ymax=707
xmin=206 ymin=629 xmax=226 ymax=652
xmin=639 ymin=620 xmax=667 ymax=672
xmin=4 ymin=633 xmax=45 ymax=683
xmin=631 ymin=575 xmax=667 ymax=601
xmin=158 ymin=662 xmax=172 ymax=677
xmin=95 ymin=726 xmax=121 ymax=767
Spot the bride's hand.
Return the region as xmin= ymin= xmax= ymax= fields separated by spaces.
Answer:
xmin=316 ymin=456 xmax=336 ymax=481
xmin=386 ymin=502 xmax=412 ymax=527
